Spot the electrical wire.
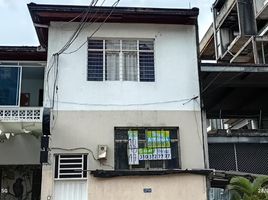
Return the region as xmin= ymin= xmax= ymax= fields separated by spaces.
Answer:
xmin=51 ymin=147 xmax=98 ymax=160
xmin=47 ymin=0 xmax=121 ymax=110
xmin=45 ymin=56 xmax=56 ymax=105
xmin=58 ymin=10 xmax=88 ymax=28
xmin=55 ymin=96 xmax=199 ymax=107
xmin=63 ymin=0 xmax=121 ymax=55
xmin=51 ymin=147 xmax=113 ymax=168
xmin=57 ymin=0 xmax=99 ymax=55
xmin=52 ymin=54 xmax=59 ymax=109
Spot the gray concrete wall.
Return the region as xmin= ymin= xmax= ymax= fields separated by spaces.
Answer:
xmin=0 ymin=134 xmax=40 ymax=165
xmin=50 ymin=110 xmax=204 ymax=169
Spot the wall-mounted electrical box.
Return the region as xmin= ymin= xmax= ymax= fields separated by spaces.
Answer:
xmin=98 ymin=145 xmax=108 ymax=160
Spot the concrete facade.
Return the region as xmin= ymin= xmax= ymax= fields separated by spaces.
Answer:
xmin=40 ymin=110 xmax=206 ymax=200
xmin=46 ymin=23 xmax=200 ymax=111
xmin=41 ymin=19 xmax=206 ymax=200
xmin=50 ymin=111 xmax=204 ymax=169
xmin=88 ymin=174 xmax=207 ymax=200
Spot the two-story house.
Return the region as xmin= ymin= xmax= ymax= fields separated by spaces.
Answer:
xmin=0 ymin=46 xmax=46 ymax=199
xmin=0 ymin=3 xmax=211 ymax=200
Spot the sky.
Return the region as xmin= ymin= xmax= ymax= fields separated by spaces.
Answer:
xmin=0 ymin=0 xmax=215 ymax=46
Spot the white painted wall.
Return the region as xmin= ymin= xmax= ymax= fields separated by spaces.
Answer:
xmin=46 ymin=23 xmax=200 ymax=111
xmin=54 ymin=180 xmax=87 ymax=200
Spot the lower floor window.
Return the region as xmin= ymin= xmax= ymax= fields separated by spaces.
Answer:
xmin=114 ymin=127 xmax=180 ymax=170
xmin=54 ymin=154 xmax=87 ymax=179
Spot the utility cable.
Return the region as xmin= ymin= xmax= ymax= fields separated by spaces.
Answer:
xmin=55 ymin=96 xmax=199 ymax=107
xmin=63 ymin=0 xmax=121 ymax=55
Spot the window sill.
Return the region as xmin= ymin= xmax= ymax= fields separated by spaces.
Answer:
xmin=90 ymin=169 xmax=212 ymax=178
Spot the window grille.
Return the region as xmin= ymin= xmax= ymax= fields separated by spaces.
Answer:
xmin=54 ymin=154 xmax=88 ymax=179
xmin=88 ymin=39 xmax=155 ymax=82
xmin=114 ymin=127 xmax=180 ymax=170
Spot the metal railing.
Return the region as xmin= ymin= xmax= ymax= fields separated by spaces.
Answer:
xmin=0 ymin=107 xmax=43 ymax=122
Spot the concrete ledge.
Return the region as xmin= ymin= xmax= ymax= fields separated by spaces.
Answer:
xmin=90 ymin=169 xmax=212 ymax=178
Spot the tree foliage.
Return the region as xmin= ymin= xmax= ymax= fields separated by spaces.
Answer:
xmin=228 ymin=176 xmax=268 ymax=200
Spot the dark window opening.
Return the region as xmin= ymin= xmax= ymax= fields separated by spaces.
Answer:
xmin=114 ymin=127 xmax=180 ymax=170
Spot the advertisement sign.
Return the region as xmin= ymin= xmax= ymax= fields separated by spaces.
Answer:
xmin=128 ymin=130 xmax=172 ymax=165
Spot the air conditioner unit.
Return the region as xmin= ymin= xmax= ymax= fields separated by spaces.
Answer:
xmin=97 ymin=145 xmax=108 ymax=160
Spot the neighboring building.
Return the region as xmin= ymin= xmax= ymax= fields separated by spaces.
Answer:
xmin=26 ymin=3 xmax=208 ymax=200
xmin=0 ymin=46 xmax=46 ymax=199
xmin=200 ymin=0 xmax=268 ymax=199
xmin=200 ymin=0 xmax=268 ymax=64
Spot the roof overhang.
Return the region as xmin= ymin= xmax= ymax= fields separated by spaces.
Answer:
xmin=200 ymin=23 xmax=215 ymax=60
xmin=27 ymin=3 xmax=199 ymax=48
xmin=0 ymin=46 xmax=47 ymax=61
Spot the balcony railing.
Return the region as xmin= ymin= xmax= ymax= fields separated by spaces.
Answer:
xmin=0 ymin=107 xmax=43 ymax=122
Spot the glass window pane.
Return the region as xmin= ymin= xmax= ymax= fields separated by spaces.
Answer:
xmin=105 ymin=52 xmax=120 ymax=81
xmin=87 ymin=51 xmax=103 ymax=81
xmin=132 ymin=160 xmax=146 ymax=169
xmin=169 ymin=129 xmax=178 ymax=139
xmin=0 ymin=67 xmax=20 ymax=105
xmin=150 ymin=160 xmax=164 ymax=169
xmin=115 ymin=129 xmax=128 ymax=140
xmin=123 ymin=52 xmax=137 ymax=81
xmin=115 ymin=142 xmax=129 ymax=170
xmin=139 ymin=52 xmax=155 ymax=82
xmin=105 ymin=40 xmax=120 ymax=50
xmin=139 ymin=41 xmax=154 ymax=51
xmin=166 ymin=142 xmax=179 ymax=169
xmin=122 ymin=40 xmax=137 ymax=50
xmin=88 ymin=40 xmax=103 ymax=49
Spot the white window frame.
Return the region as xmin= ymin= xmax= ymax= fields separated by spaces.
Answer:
xmin=0 ymin=65 xmax=22 ymax=107
xmin=87 ymin=38 xmax=155 ymax=82
xmin=54 ymin=154 xmax=88 ymax=181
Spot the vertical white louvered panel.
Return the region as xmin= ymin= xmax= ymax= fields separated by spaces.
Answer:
xmin=54 ymin=180 xmax=87 ymax=200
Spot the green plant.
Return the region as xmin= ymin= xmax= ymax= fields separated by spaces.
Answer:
xmin=228 ymin=176 xmax=268 ymax=200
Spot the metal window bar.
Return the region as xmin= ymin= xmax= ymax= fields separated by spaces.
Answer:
xmin=55 ymin=154 xmax=87 ymax=180
xmin=88 ymin=39 xmax=155 ymax=82
xmin=114 ymin=127 xmax=179 ymax=170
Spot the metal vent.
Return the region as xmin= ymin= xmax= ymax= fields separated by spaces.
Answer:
xmin=209 ymin=143 xmax=268 ymax=175
xmin=55 ymin=154 xmax=87 ymax=179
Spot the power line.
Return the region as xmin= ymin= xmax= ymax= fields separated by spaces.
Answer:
xmin=54 ymin=96 xmax=199 ymax=107
xmin=57 ymin=0 xmax=99 ymax=55
xmin=63 ymin=0 xmax=121 ymax=55
xmin=47 ymin=0 xmax=121 ymax=109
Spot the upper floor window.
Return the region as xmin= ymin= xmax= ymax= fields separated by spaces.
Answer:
xmin=114 ymin=127 xmax=180 ymax=170
xmin=87 ymin=39 xmax=155 ymax=82
xmin=0 ymin=66 xmax=21 ymax=106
